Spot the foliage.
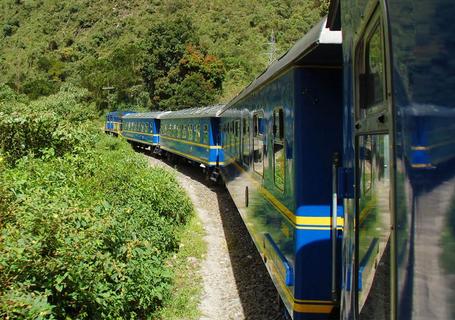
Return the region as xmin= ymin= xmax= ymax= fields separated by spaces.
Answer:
xmin=0 ymin=88 xmax=194 ymax=319
xmin=0 ymin=0 xmax=328 ymax=107
xmin=141 ymin=16 xmax=224 ymax=110
xmin=0 ymin=85 xmax=96 ymax=165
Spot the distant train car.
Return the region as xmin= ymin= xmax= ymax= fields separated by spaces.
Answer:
xmin=105 ymin=111 xmax=134 ymax=136
xmin=121 ymin=112 xmax=168 ymax=149
xmin=219 ymin=18 xmax=343 ymax=320
xmin=327 ymin=0 xmax=455 ymax=319
xmin=158 ymin=105 xmax=224 ymax=174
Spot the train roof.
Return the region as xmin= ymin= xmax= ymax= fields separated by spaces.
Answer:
xmin=122 ymin=111 xmax=171 ymax=119
xmin=221 ymin=17 xmax=342 ymax=113
xmin=159 ymin=105 xmax=226 ymax=119
xmin=107 ymin=111 xmax=136 ymax=116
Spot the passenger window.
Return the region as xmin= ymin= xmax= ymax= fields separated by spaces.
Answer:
xmin=242 ymin=117 xmax=250 ymax=165
xmin=196 ymin=124 xmax=200 ymax=142
xmin=273 ymin=108 xmax=285 ymax=190
xmin=183 ymin=125 xmax=188 ymax=140
xmin=359 ymin=22 xmax=385 ymax=117
xmin=203 ymin=124 xmax=209 ymax=145
xmin=253 ymin=112 xmax=264 ymax=176
xmin=235 ymin=120 xmax=240 ymax=156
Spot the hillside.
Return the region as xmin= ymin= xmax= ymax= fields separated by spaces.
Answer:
xmin=0 ymin=0 xmax=329 ymax=110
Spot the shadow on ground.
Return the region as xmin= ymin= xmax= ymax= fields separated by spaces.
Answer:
xmin=138 ymin=148 xmax=285 ymax=320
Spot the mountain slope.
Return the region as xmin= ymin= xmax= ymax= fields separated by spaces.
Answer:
xmin=0 ymin=0 xmax=329 ymax=108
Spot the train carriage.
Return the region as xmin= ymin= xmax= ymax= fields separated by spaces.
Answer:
xmin=158 ymin=105 xmax=225 ymax=172
xmin=219 ymin=18 xmax=344 ymax=320
xmin=105 ymin=111 xmax=135 ymax=136
xmin=121 ymin=112 xmax=168 ymax=149
xmin=328 ymin=0 xmax=455 ymax=319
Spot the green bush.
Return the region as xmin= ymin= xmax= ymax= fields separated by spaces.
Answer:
xmin=0 ymin=85 xmax=97 ymax=165
xmin=0 ymin=87 xmax=193 ymax=318
xmin=0 ymin=135 xmax=193 ymax=319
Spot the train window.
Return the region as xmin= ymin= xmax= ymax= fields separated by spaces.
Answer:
xmin=229 ymin=121 xmax=234 ymax=153
xmin=203 ymin=124 xmax=209 ymax=145
xmin=242 ymin=117 xmax=250 ymax=165
xmin=189 ymin=124 xmax=193 ymax=141
xmin=357 ymin=134 xmax=391 ymax=319
xmin=235 ymin=120 xmax=240 ymax=156
xmin=273 ymin=108 xmax=285 ymax=190
xmin=253 ymin=112 xmax=264 ymax=176
xmin=183 ymin=125 xmax=187 ymax=140
xmin=194 ymin=124 xmax=200 ymax=142
xmin=178 ymin=125 xmax=182 ymax=138
xmin=358 ymin=21 xmax=386 ymax=117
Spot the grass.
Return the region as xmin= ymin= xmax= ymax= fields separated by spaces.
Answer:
xmin=155 ymin=213 xmax=207 ymax=320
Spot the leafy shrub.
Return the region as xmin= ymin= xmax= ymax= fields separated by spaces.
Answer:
xmin=0 ymin=87 xmax=193 ymax=318
xmin=0 ymin=135 xmax=193 ymax=319
xmin=0 ymin=85 xmax=97 ymax=165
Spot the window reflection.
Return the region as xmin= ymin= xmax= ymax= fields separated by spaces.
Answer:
xmin=360 ymin=23 xmax=385 ymax=117
xmin=243 ymin=117 xmax=250 ymax=165
xmin=253 ymin=112 xmax=264 ymax=176
xmin=358 ymin=134 xmax=391 ymax=319
xmin=273 ymin=108 xmax=285 ymax=190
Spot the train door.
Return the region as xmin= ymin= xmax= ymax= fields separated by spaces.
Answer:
xmin=353 ymin=4 xmax=395 ymax=320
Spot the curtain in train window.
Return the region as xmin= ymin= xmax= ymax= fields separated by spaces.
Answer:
xmin=196 ymin=124 xmax=200 ymax=141
xmin=203 ymin=124 xmax=209 ymax=145
xmin=189 ymin=124 xmax=193 ymax=141
xmin=235 ymin=120 xmax=240 ymax=157
xmin=242 ymin=117 xmax=250 ymax=165
xmin=229 ymin=121 xmax=234 ymax=153
xmin=273 ymin=108 xmax=285 ymax=190
xmin=253 ymin=112 xmax=264 ymax=176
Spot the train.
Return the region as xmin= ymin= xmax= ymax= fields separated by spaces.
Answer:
xmin=105 ymin=0 xmax=455 ymax=319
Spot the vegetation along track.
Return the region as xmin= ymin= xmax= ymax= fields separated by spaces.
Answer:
xmin=144 ymin=152 xmax=284 ymax=320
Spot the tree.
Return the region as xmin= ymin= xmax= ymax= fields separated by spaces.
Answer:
xmin=141 ymin=16 xmax=225 ymax=110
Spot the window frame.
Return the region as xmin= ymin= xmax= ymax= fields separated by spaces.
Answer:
xmin=252 ymin=110 xmax=265 ymax=177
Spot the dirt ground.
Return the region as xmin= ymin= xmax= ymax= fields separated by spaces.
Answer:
xmin=144 ymin=152 xmax=284 ymax=320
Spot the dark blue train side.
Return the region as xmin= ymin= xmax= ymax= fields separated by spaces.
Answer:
xmin=158 ymin=105 xmax=224 ymax=172
xmin=328 ymin=0 xmax=455 ymax=319
xmin=219 ymin=18 xmax=343 ymax=320
xmin=121 ymin=112 xmax=168 ymax=148
xmin=105 ymin=111 xmax=134 ymax=136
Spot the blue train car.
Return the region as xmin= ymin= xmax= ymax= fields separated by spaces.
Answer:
xmin=158 ymin=105 xmax=224 ymax=170
xmin=121 ymin=112 xmax=168 ymax=148
xmin=105 ymin=111 xmax=134 ymax=136
xmin=327 ymin=0 xmax=455 ymax=319
xmin=219 ymin=18 xmax=343 ymax=319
